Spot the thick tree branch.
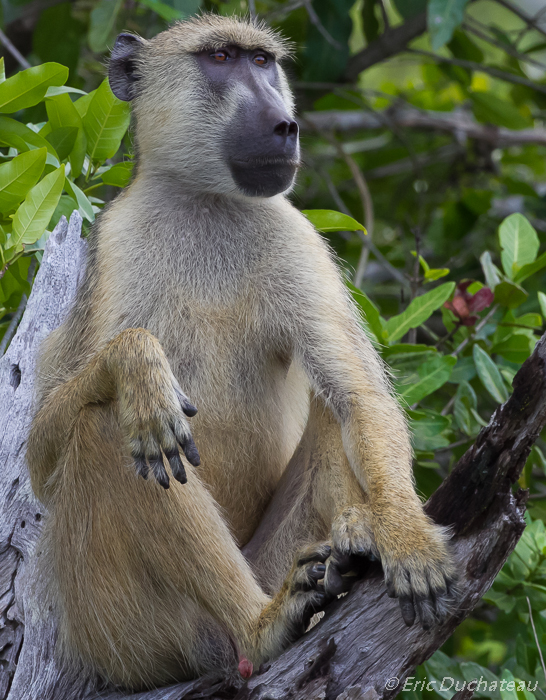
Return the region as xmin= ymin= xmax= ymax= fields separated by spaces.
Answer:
xmin=344 ymin=12 xmax=427 ymax=82
xmin=0 ymin=216 xmax=544 ymax=699
xmin=303 ymin=107 xmax=546 ymax=147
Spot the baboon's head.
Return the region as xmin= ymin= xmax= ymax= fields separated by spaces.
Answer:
xmin=109 ymin=15 xmax=299 ymax=198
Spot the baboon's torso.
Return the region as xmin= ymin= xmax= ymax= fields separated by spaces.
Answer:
xmin=42 ymin=181 xmax=314 ymax=542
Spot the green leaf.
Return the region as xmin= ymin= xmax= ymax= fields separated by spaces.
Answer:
xmin=0 ymin=148 xmax=46 ymax=213
xmin=0 ymin=58 xmax=5 ymax=83
xmin=64 ymin=178 xmax=95 ymax=223
xmin=46 ymin=126 xmax=78 ymax=162
xmin=470 ymin=92 xmax=532 ymax=130
xmin=538 ymin=291 xmax=546 ymax=318
xmin=83 ymin=80 xmax=131 ymax=164
xmin=473 ymin=344 xmax=509 ymax=404
xmin=9 ymin=165 xmax=65 ymax=248
xmin=88 ymin=0 xmax=123 ymax=53
xmin=45 ymin=86 xmax=88 ymax=97
xmin=480 ymin=251 xmax=501 ymax=290
xmin=302 ymin=209 xmax=366 ymax=234
xmin=499 ymin=213 xmax=539 ymax=278
xmin=138 ymin=0 xmax=181 ymax=21
xmin=362 ymin=0 xmax=380 ymax=43
xmin=392 ymin=0 xmax=427 ymax=19
xmin=100 ymin=161 xmax=133 ymax=187
xmin=347 ymin=282 xmax=386 ymax=343
xmin=385 ymin=282 xmax=455 ymax=343
xmin=428 ymin=0 xmax=470 ymax=51
xmin=494 ymin=280 xmax=528 ymax=309
xmin=513 ymin=250 xmax=546 ymax=284
xmin=398 ymin=355 xmax=456 ymax=405
xmin=0 ymin=63 xmax=68 ymax=113
xmin=46 ymin=93 xmax=87 ymax=177
xmin=425 ymin=267 xmax=450 ymax=281
xmin=0 ymin=116 xmax=59 ymax=162
xmin=491 ymin=333 xmax=533 ymax=364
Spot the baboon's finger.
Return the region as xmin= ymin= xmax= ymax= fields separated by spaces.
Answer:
xmin=292 ymin=562 xmax=326 ymax=592
xmin=399 ymin=595 xmax=416 ymax=627
xmin=173 ymin=386 xmax=198 ymax=417
xmin=133 ymin=454 xmax=149 ymax=480
xmin=179 ymin=434 xmax=200 ymax=467
xmin=149 ymin=455 xmax=170 ymax=489
xmin=414 ymin=594 xmax=435 ymax=631
xmin=296 ymin=543 xmax=331 ymax=566
xmin=385 ymin=577 xmax=397 ymax=598
xmin=165 ymin=449 xmax=187 ymax=484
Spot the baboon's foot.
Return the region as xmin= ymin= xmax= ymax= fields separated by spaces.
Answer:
xmin=324 ymin=504 xmax=379 ymax=597
xmin=253 ymin=542 xmax=332 ymax=659
xmin=380 ymin=519 xmax=458 ymax=631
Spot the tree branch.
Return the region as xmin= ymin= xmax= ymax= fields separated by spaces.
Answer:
xmin=302 ymin=106 xmax=546 ymax=147
xmin=344 ymin=12 xmax=427 ymax=82
xmin=1 ymin=217 xmax=544 ymax=699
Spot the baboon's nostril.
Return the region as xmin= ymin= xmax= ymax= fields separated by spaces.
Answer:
xmin=273 ymin=120 xmax=291 ymax=137
xmin=288 ymin=120 xmax=298 ymax=136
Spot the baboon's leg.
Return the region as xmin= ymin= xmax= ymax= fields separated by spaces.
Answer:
xmin=30 ymin=331 xmax=330 ymax=689
xmin=243 ymin=395 xmax=375 ymax=595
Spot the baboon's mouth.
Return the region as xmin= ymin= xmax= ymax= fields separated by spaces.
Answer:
xmin=231 ymin=157 xmax=300 ymax=168
xmin=229 ymin=157 xmax=299 ymax=197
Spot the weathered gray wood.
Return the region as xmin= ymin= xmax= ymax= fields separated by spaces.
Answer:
xmin=0 ymin=212 xmax=541 ymax=700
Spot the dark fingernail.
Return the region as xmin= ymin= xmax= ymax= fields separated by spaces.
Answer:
xmin=184 ymin=441 xmax=200 ymax=467
xmin=368 ymin=554 xmax=377 ymax=562
xmin=149 ymin=456 xmax=170 ymax=489
xmin=165 ymin=450 xmax=188 ymax=485
xmin=183 ymin=402 xmax=198 ymax=417
xmin=385 ymin=579 xmax=396 ymax=598
xmin=313 ymin=564 xmax=326 ymax=575
xmin=399 ymin=596 xmax=416 ymax=627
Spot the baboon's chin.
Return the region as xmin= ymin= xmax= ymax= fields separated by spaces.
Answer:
xmin=229 ymin=159 xmax=298 ymax=197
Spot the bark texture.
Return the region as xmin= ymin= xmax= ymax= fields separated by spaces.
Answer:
xmin=0 ymin=213 xmax=540 ymax=700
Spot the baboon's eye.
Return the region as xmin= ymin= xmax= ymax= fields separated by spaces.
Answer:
xmin=211 ymin=50 xmax=229 ymax=61
xmin=253 ymin=54 xmax=268 ymax=66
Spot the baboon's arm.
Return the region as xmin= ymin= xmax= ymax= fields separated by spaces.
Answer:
xmin=291 ymin=276 xmax=455 ymax=628
xmin=27 ymin=328 xmax=199 ymax=501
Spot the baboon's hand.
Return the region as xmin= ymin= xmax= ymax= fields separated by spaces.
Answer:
xmin=117 ymin=366 xmax=200 ymax=489
xmin=379 ymin=519 xmax=456 ymax=631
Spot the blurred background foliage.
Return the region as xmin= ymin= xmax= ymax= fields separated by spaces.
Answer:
xmin=1 ymin=0 xmax=546 ymax=695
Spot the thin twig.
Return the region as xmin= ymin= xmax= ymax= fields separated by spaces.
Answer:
xmin=303 ymin=0 xmax=343 ymax=50
xmin=434 ymin=437 xmax=474 ymax=454
xmin=0 ymin=28 xmax=31 ymax=70
xmin=452 ymin=304 xmax=499 ymax=357
xmin=318 ymin=165 xmax=409 ymax=288
xmin=407 ymin=48 xmax=546 ymax=94
xmin=378 ymin=0 xmax=390 ymax=30
xmin=463 ymin=20 xmax=546 ymax=71
xmin=494 ymin=0 xmax=546 ymax=42
xmin=527 ymin=596 xmax=546 ymax=681
xmin=0 ymin=258 xmax=37 ymax=355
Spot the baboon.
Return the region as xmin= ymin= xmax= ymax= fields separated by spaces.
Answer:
xmin=26 ymin=14 xmax=455 ymax=691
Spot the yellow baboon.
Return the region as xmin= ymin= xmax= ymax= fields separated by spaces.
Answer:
xmin=26 ymin=14 xmax=455 ymax=691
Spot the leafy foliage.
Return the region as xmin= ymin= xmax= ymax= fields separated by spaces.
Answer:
xmin=2 ymin=0 xmax=546 ymax=693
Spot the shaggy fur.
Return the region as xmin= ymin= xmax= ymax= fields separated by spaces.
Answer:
xmin=26 ymin=14 xmax=454 ymax=691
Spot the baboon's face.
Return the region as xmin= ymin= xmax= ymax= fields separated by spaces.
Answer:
xmin=109 ymin=22 xmax=300 ymax=198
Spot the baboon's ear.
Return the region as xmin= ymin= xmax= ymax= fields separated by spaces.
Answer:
xmin=109 ymin=33 xmax=143 ymax=102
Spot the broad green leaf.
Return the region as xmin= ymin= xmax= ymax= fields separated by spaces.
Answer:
xmin=83 ymin=80 xmax=131 ymax=164
xmin=499 ymin=213 xmax=539 ymax=278
xmin=88 ymin=0 xmax=123 ymax=53
xmin=0 ymin=148 xmax=46 ymax=213
xmin=302 ymin=210 xmax=366 ymax=234
xmin=46 ymin=93 xmax=87 ymax=177
xmin=9 ymin=165 xmax=65 ymax=248
xmin=74 ymin=90 xmax=96 ymax=119
xmin=65 ymin=178 xmax=95 ymax=223
xmin=0 ymin=116 xmax=59 ymax=162
xmin=385 ymin=282 xmax=455 ymax=343
xmin=494 ymin=280 xmax=528 ymax=309
xmin=480 ymin=250 xmax=501 ymax=290
xmin=138 ymin=0 xmax=181 ymax=21
xmin=347 ymin=281 xmax=385 ymax=343
xmin=398 ymin=355 xmax=456 ymax=405
xmin=46 ymin=126 xmax=78 ymax=162
xmin=428 ymin=0 xmax=470 ymax=51
xmin=449 ymin=356 xmax=476 ymax=383
xmin=101 ymin=161 xmax=133 ymax=187
xmin=491 ymin=333 xmax=533 ymax=364
xmin=513 ymin=250 xmax=546 ymax=284
xmin=471 ymin=92 xmax=532 ymax=130
xmin=538 ymin=291 xmax=546 ymax=318
xmin=0 ymin=63 xmax=68 ymax=113
xmin=45 ymin=86 xmax=88 ymax=97
xmin=473 ymin=344 xmax=509 ymax=404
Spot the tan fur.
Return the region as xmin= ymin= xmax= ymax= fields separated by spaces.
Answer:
xmin=26 ymin=14 xmax=454 ymax=691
